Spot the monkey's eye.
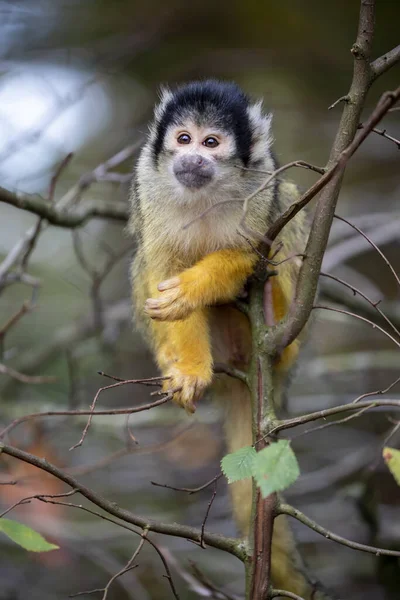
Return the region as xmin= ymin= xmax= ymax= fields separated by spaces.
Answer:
xmin=177 ymin=133 xmax=191 ymax=144
xmin=203 ymin=137 xmax=219 ymax=148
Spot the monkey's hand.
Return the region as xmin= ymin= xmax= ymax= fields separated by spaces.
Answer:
xmin=163 ymin=364 xmax=212 ymax=413
xmin=145 ymin=276 xmax=189 ymax=321
xmin=144 ymin=248 xmax=256 ymax=321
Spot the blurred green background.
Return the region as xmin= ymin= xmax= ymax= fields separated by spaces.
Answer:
xmin=0 ymin=1 xmax=399 ymax=599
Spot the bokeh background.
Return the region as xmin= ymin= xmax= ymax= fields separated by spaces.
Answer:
xmin=0 ymin=1 xmax=399 ymax=599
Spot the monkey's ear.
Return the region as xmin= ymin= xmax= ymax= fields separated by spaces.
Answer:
xmin=154 ymin=86 xmax=173 ymax=121
xmin=247 ymin=101 xmax=273 ymax=163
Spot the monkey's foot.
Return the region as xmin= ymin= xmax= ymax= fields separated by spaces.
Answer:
xmin=144 ymin=275 xmax=198 ymax=321
xmin=163 ymin=366 xmax=211 ymax=413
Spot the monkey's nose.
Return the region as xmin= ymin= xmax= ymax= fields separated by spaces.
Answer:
xmin=173 ymin=153 xmax=214 ymax=189
xmin=180 ymin=154 xmax=204 ymax=169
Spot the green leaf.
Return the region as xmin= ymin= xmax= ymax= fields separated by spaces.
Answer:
xmin=0 ymin=519 xmax=59 ymax=552
xmin=251 ymin=440 xmax=300 ymax=498
xmin=221 ymin=446 xmax=257 ymax=483
xmin=383 ymin=446 xmax=400 ymax=486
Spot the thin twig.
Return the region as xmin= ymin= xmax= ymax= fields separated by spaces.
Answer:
xmin=214 ymin=363 xmax=248 ymax=384
xmin=380 ymin=420 xmax=400 ymax=453
xmin=69 ymin=424 xmax=195 ymax=476
xmin=268 ymin=399 xmax=400 ymax=437
xmin=72 ymin=233 xmax=133 ymax=330
xmin=328 ymin=95 xmax=349 ymax=111
xmin=182 ymin=161 xmax=324 ymax=232
xmin=359 ymin=124 xmax=400 ymax=149
xmin=0 ymin=363 xmax=56 ymax=384
xmin=334 ymin=214 xmax=400 ymax=287
xmin=98 ymin=371 xmax=168 ymax=384
xmin=19 ymin=217 xmax=43 ymax=272
xmin=0 ymin=490 xmax=78 ymax=519
xmin=36 ymin=498 xmax=180 ymax=600
xmin=290 ymin=404 xmax=374 ymax=439
xmin=95 ymin=537 xmax=145 ymax=600
xmin=199 ymin=482 xmax=218 ymax=549
xmin=313 ymin=304 xmax=400 ymax=349
xmin=323 ymin=219 xmax=400 ymax=272
xmin=279 ymin=503 xmax=400 ymax=557
xmin=238 ymin=161 xmax=321 ymax=234
xmin=266 ymin=87 xmax=400 ymax=247
xmin=0 ymin=394 xmax=172 ymax=440
xmin=151 ymin=473 xmax=223 ymax=494
xmin=320 ymin=272 xmax=400 ymax=337
xmin=70 ymin=383 xmax=175 ymax=450
xmin=0 ymin=301 xmax=33 ymax=358
xmin=49 ymin=153 xmax=74 ymax=203
xmin=151 ymin=539 xmax=182 ymax=600
xmin=0 ymin=302 xmax=32 ymax=336
xmin=189 ymin=561 xmax=242 ymax=600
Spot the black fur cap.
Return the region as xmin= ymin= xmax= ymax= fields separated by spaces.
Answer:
xmin=152 ymin=80 xmax=253 ymax=166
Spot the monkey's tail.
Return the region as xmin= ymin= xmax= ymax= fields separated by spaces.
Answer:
xmin=221 ymin=375 xmax=323 ymax=598
xmin=212 ymin=306 xmax=332 ymax=600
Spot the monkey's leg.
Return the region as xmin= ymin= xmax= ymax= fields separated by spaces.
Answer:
xmin=150 ymin=309 xmax=213 ymax=413
xmin=145 ymin=249 xmax=256 ymax=321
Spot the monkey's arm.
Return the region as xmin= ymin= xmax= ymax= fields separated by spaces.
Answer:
xmin=156 ymin=311 xmax=213 ymax=413
xmin=145 ymin=248 xmax=257 ymax=321
xmin=142 ymin=272 xmax=213 ymax=412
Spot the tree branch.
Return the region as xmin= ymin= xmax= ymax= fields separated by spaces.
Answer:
xmin=269 ymin=85 xmax=400 ymax=351
xmin=0 ymin=363 xmax=56 ymax=385
xmin=0 ymin=442 xmax=245 ymax=560
xmin=0 ymin=186 xmax=129 ymax=228
xmin=247 ymin=274 xmax=279 ymax=600
xmin=214 ymin=362 xmax=248 ymax=384
xmin=269 ymin=398 xmax=400 ymax=436
xmin=370 ymin=44 xmax=400 ymax=81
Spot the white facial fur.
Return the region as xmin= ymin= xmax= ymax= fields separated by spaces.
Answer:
xmin=247 ymin=101 xmax=273 ymax=162
xmin=134 ymin=90 xmax=276 ymax=262
xmin=162 ymin=120 xmax=237 ymax=194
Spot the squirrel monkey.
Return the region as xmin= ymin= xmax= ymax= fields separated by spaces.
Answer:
xmin=129 ymin=80 xmax=315 ymax=597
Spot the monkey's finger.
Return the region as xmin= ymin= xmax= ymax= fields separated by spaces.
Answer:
xmin=158 ymin=277 xmax=180 ymax=291
xmin=145 ymin=297 xmax=174 ymax=311
xmin=146 ymin=313 xmax=164 ymax=321
xmin=144 ymin=306 xmax=164 ymax=319
xmin=144 ymin=306 xmax=182 ymax=321
xmin=145 ymin=298 xmax=164 ymax=308
xmin=146 ymin=287 xmax=180 ymax=306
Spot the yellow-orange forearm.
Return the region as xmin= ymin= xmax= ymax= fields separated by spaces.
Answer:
xmin=149 ymin=307 xmax=213 ymax=412
xmin=178 ymin=248 xmax=257 ymax=306
xmin=145 ymin=249 xmax=257 ymax=322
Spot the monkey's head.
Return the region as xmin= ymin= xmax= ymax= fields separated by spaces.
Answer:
xmin=142 ymin=80 xmax=274 ymax=203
